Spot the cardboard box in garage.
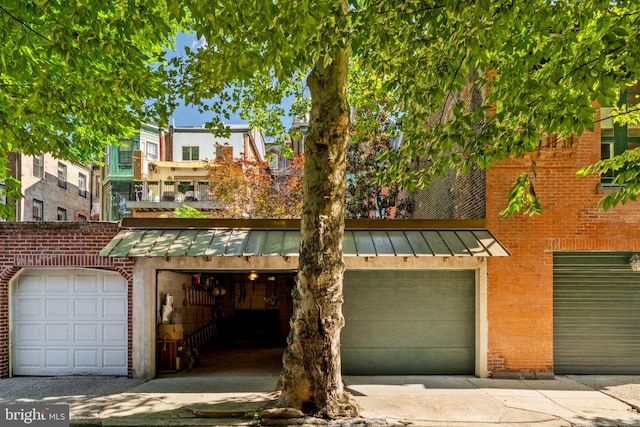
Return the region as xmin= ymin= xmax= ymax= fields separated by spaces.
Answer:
xmin=158 ymin=323 xmax=183 ymax=341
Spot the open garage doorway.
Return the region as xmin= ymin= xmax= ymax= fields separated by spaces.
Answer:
xmin=155 ymin=270 xmax=295 ymax=377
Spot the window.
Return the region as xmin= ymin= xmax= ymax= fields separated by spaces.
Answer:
xmin=78 ymin=173 xmax=87 ymax=198
xmin=600 ymin=82 xmax=640 ymax=183
xmin=147 ymin=142 xmax=158 ymax=160
xmin=269 ymin=152 xmax=280 ymax=171
xmin=33 ymin=153 xmax=44 ymax=178
xmin=57 ymin=163 xmax=67 ymax=189
xmin=56 ymin=207 xmax=67 ymax=221
xmin=33 ymin=199 xmax=43 ymax=221
xmin=105 ymin=146 xmax=111 ymax=173
xmin=182 ymin=146 xmax=199 ymax=161
xmin=94 ymin=175 xmax=101 ymax=197
xmin=118 ymin=140 xmax=133 ymax=166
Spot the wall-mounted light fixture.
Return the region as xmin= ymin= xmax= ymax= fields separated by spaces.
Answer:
xmin=630 ymin=254 xmax=640 ymax=271
xmin=248 ymin=271 xmax=259 ymax=281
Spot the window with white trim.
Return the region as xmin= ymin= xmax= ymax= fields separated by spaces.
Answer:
xmin=147 ymin=142 xmax=158 ymax=160
xmin=78 ymin=173 xmax=87 ymax=198
xmin=182 ymin=146 xmax=199 ymax=161
xmin=33 ymin=153 xmax=44 ymax=178
xmin=57 ymin=163 xmax=67 ymax=189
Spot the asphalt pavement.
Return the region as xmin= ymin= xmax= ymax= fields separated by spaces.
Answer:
xmin=2 ymin=374 xmax=640 ymax=426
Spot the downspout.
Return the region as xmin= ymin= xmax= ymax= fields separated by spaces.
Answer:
xmin=89 ymin=163 xmax=93 ymax=220
xmin=15 ymin=153 xmax=21 ymax=220
xmin=159 ymin=127 xmax=165 ymax=161
xmin=166 ymin=125 xmax=174 ymax=162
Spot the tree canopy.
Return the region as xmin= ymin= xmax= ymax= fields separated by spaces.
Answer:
xmin=4 ymin=0 xmax=640 ymax=419
xmin=0 ymin=0 xmax=181 ymax=218
xmin=203 ymin=148 xmax=303 ymax=218
xmin=345 ymin=66 xmax=413 ymax=219
xmin=173 ymin=0 xmax=640 ymax=211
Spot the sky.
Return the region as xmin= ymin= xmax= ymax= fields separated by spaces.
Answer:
xmin=167 ymin=33 xmax=295 ymax=129
xmin=167 ymin=34 xmax=246 ymax=127
xmin=170 ymin=102 xmax=246 ymax=128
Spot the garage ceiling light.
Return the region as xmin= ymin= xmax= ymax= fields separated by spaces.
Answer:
xmin=248 ymin=271 xmax=259 ymax=280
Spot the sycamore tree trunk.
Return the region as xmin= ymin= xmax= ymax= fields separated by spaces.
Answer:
xmin=278 ymin=45 xmax=356 ymax=418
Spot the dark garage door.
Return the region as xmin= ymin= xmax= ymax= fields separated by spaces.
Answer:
xmin=342 ymin=269 xmax=475 ymax=375
xmin=554 ymin=252 xmax=640 ymax=374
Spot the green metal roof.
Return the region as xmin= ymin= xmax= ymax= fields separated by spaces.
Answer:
xmin=100 ymin=227 xmax=509 ymax=258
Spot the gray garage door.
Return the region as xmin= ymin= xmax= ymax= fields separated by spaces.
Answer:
xmin=554 ymin=252 xmax=640 ymax=374
xmin=342 ymin=270 xmax=475 ymax=375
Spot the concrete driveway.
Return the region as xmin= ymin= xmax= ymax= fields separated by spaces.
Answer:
xmin=2 ymin=374 xmax=640 ymax=426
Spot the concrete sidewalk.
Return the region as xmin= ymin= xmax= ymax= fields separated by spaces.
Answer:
xmin=2 ymin=374 xmax=640 ymax=426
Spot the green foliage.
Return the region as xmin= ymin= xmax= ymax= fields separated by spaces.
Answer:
xmin=0 ymin=176 xmax=21 ymax=220
xmin=0 ymin=1 xmax=185 ymax=216
xmin=173 ymin=205 xmax=210 ymax=218
xmin=172 ymin=0 xmax=640 ymax=215
xmin=578 ymin=147 xmax=640 ymax=211
xmin=499 ymin=173 xmax=542 ymax=217
xmin=6 ymin=1 xmax=640 ymax=218
xmin=346 ymin=61 xmax=412 ymax=219
xmin=364 ymin=1 xmax=640 ymax=213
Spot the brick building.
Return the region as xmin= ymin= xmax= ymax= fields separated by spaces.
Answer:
xmin=7 ymin=152 xmax=97 ymax=221
xmin=0 ymin=222 xmax=133 ymax=378
xmin=1 ymin=218 xmax=508 ymax=379
xmin=485 ymin=126 xmax=640 ymax=377
xmin=410 ymin=102 xmax=640 ymax=376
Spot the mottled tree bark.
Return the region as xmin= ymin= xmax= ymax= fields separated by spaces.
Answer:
xmin=277 ymin=42 xmax=356 ymax=418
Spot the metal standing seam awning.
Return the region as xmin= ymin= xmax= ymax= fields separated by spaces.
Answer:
xmin=100 ymin=219 xmax=510 ymax=258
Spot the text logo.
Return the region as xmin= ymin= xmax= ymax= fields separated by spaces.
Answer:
xmin=1 ymin=404 xmax=69 ymax=426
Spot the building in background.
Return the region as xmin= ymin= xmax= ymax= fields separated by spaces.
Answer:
xmin=101 ymin=123 xmax=163 ymax=221
xmin=105 ymin=124 xmax=267 ymax=218
xmin=6 ymin=152 xmax=94 ymax=221
xmin=266 ymin=117 xmax=307 ymax=178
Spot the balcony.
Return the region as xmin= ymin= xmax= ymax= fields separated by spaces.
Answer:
xmin=127 ymin=180 xmax=216 ymax=210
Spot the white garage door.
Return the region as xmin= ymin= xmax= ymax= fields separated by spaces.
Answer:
xmin=12 ymin=269 xmax=128 ymax=376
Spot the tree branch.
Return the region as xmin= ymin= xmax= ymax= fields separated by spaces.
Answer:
xmin=595 ymin=105 xmax=640 ymax=124
xmin=438 ymin=52 xmax=467 ymax=124
xmin=0 ymin=5 xmax=49 ymax=41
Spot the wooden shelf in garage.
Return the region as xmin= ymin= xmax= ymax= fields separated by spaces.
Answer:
xmin=157 ymin=339 xmax=187 ymax=373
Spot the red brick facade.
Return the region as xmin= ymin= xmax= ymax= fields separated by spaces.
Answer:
xmin=485 ymin=126 xmax=640 ymax=377
xmin=412 ymin=163 xmax=486 ymax=219
xmin=0 ymin=222 xmax=133 ymax=378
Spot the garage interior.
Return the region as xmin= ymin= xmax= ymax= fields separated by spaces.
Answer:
xmin=155 ymin=268 xmax=477 ymax=377
xmin=156 ymin=269 xmax=295 ymax=375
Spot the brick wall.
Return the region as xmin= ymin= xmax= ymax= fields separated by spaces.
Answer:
xmin=412 ymin=163 xmax=486 ymax=219
xmin=486 ymin=127 xmax=640 ymax=377
xmin=0 ymin=222 xmax=133 ymax=378
xmin=20 ymin=153 xmax=93 ymax=221
xmin=410 ymin=70 xmax=487 ymax=220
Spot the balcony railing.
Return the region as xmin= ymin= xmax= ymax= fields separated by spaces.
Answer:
xmin=129 ymin=180 xmax=213 ymax=202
